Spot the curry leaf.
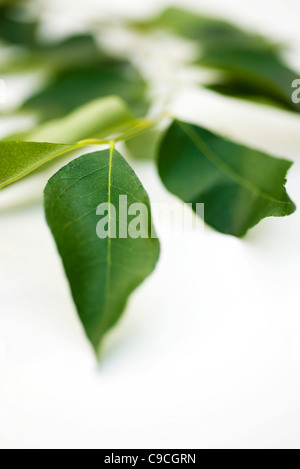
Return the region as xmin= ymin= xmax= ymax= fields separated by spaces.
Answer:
xmin=197 ymin=47 xmax=299 ymax=112
xmin=0 ymin=2 xmax=38 ymax=47
xmin=124 ymin=129 xmax=163 ymax=160
xmin=44 ymin=149 xmax=160 ymax=356
xmin=140 ymin=6 xmax=274 ymax=50
xmin=23 ymin=95 xmax=137 ymax=144
xmin=158 ymin=120 xmax=296 ymax=237
xmin=0 ymin=141 xmax=72 ymax=190
xmin=0 ymin=33 xmax=117 ymax=75
xmin=21 ymin=62 xmax=149 ymax=121
xmin=139 ymin=7 xmax=299 ymax=112
xmin=0 ymin=5 xmax=148 ymax=120
xmin=205 ymin=80 xmax=290 ymax=109
xmin=0 ymin=96 xmax=147 ymax=189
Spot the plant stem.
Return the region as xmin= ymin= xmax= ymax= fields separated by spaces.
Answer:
xmin=77 ymin=118 xmax=156 ymax=147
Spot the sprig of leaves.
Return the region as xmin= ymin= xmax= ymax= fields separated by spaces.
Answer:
xmin=0 ymin=3 xmax=298 ymax=358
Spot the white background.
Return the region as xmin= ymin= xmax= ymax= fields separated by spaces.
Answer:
xmin=0 ymin=0 xmax=300 ymax=449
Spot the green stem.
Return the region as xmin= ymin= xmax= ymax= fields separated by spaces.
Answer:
xmin=77 ymin=118 xmax=155 ymax=147
xmin=0 ymin=118 xmax=157 ymax=192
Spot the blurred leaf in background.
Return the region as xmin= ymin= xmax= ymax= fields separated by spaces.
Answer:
xmin=0 ymin=2 xmax=149 ymax=122
xmin=0 ymin=1 xmax=38 ymax=47
xmin=0 ymin=96 xmax=149 ymax=187
xmin=125 ymin=129 xmax=164 ymax=161
xmin=138 ymin=6 xmax=274 ymax=48
xmin=137 ymin=7 xmax=299 ymax=113
xmin=21 ymin=60 xmax=148 ymax=121
xmin=197 ymin=47 xmax=299 ymax=112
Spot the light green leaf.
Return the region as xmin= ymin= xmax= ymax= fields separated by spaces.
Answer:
xmin=44 ymin=149 xmax=160 ymax=356
xmin=124 ymin=129 xmax=163 ymax=160
xmin=23 ymin=95 xmax=136 ymax=144
xmin=0 ymin=141 xmax=71 ymax=190
xmin=0 ymin=97 xmax=152 ymax=189
xmin=158 ymin=120 xmax=296 ymax=237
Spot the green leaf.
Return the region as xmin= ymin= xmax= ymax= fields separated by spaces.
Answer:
xmin=197 ymin=47 xmax=299 ymax=112
xmin=0 ymin=6 xmax=148 ymax=120
xmin=205 ymin=80 xmax=291 ymax=110
xmin=0 ymin=96 xmax=147 ymax=189
xmin=158 ymin=120 xmax=296 ymax=237
xmin=23 ymin=95 xmax=137 ymax=144
xmin=0 ymin=141 xmax=71 ymax=190
xmin=0 ymin=4 xmax=99 ymax=64
xmin=141 ymin=6 xmax=273 ymax=49
xmin=36 ymin=34 xmax=107 ymax=67
xmin=0 ymin=33 xmax=115 ymax=75
xmin=44 ymin=149 xmax=160 ymax=356
xmin=0 ymin=3 xmax=38 ymax=47
xmin=21 ymin=63 xmax=149 ymax=121
xmin=124 ymin=129 xmax=163 ymax=160
xmin=138 ymin=7 xmax=299 ymax=113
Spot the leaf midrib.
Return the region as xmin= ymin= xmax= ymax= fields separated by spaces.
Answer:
xmin=103 ymin=143 xmax=114 ymax=331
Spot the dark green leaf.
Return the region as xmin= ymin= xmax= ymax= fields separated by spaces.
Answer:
xmin=158 ymin=120 xmax=296 ymax=237
xmin=197 ymin=47 xmax=299 ymax=112
xmin=0 ymin=7 xmax=148 ymax=119
xmin=205 ymin=80 xmax=290 ymax=110
xmin=0 ymin=2 xmax=38 ymax=47
xmin=21 ymin=63 xmax=148 ymax=121
xmin=0 ymin=4 xmax=99 ymax=62
xmin=44 ymin=149 xmax=160 ymax=356
xmin=138 ymin=7 xmax=299 ymax=112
